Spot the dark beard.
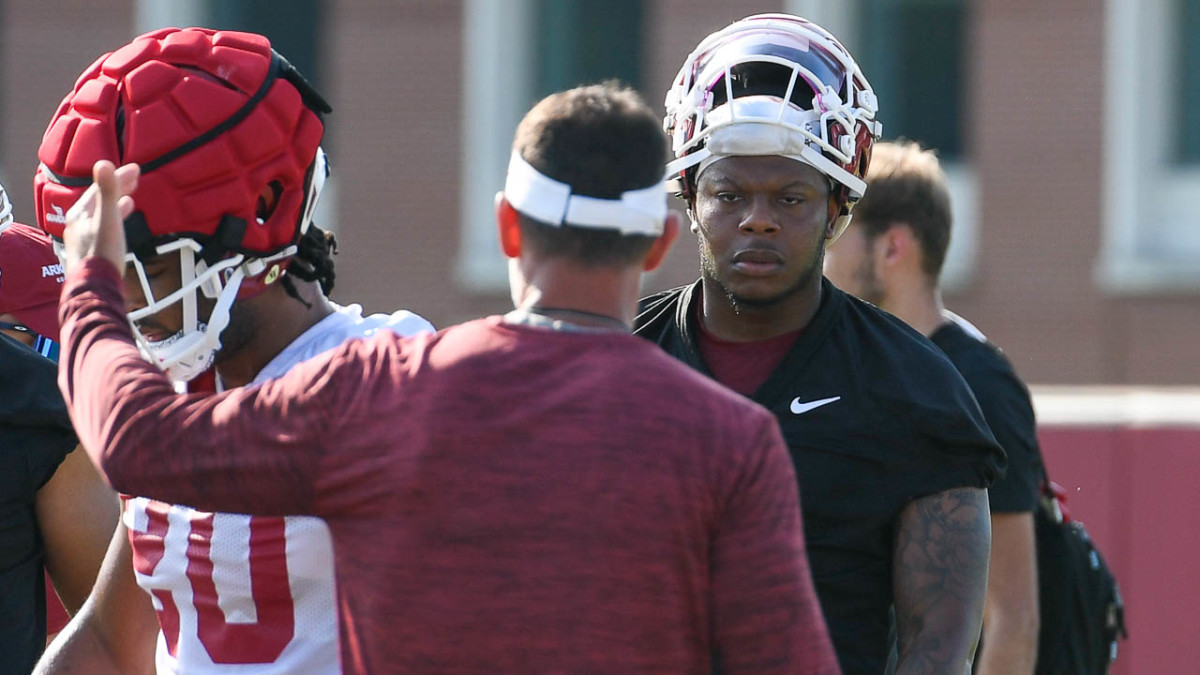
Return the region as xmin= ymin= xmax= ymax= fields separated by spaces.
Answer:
xmin=700 ymin=240 xmax=824 ymax=314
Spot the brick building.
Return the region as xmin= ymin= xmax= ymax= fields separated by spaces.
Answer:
xmin=2 ymin=0 xmax=1197 ymax=386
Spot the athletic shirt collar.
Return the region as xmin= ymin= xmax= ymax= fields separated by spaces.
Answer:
xmin=693 ymin=288 xmax=803 ymax=397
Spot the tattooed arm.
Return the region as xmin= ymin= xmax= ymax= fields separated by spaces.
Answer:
xmin=893 ymin=487 xmax=991 ymax=675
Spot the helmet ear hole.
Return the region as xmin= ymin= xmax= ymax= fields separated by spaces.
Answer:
xmin=256 ymin=181 xmax=284 ymax=224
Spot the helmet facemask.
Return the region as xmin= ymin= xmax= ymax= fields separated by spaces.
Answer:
xmin=118 ymin=146 xmax=328 ymax=383
xmin=122 ymin=239 xmax=243 ymax=382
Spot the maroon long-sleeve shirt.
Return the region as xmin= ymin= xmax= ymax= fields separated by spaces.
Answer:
xmin=59 ymin=258 xmax=839 ymax=674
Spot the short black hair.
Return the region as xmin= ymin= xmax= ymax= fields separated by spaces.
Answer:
xmin=512 ymin=82 xmax=666 ymax=267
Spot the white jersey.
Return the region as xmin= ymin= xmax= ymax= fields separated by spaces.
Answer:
xmin=125 ymin=305 xmax=434 ymax=674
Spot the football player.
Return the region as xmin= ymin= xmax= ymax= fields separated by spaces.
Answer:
xmin=33 ymin=28 xmax=432 ymax=674
xmin=825 ymin=140 xmax=1045 ymax=673
xmin=635 ymin=14 xmax=1006 ymax=673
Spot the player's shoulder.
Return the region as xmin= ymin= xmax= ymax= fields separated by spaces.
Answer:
xmin=820 ymin=289 xmax=1004 ymax=484
xmin=634 ymin=283 xmax=692 ymax=332
xmin=637 ymin=283 xmax=689 ymax=312
xmin=285 ymin=316 xmax=436 ymax=385
xmin=930 ymin=315 xmax=1035 ymax=418
xmin=930 ymin=313 xmax=1021 ymax=380
xmin=0 ymin=332 xmax=56 ymax=385
xmin=255 ymin=305 xmax=432 ymax=381
xmin=827 ymin=291 xmax=994 ymax=434
xmin=835 ymin=290 xmax=964 ymax=382
xmin=0 ymin=334 xmax=70 ymax=422
xmin=0 ymin=336 xmax=75 ymax=481
xmin=329 ymin=303 xmax=435 ymax=339
xmin=370 ymin=308 xmax=436 ymax=338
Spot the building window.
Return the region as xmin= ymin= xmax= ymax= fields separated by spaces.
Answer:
xmin=857 ymin=0 xmax=966 ymax=161
xmin=138 ymin=0 xmax=322 ymax=86
xmin=533 ymin=0 xmax=642 ymax=98
xmin=787 ymin=0 xmax=977 ymax=289
xmin=1175 ymin=0 xmax=1200 ymax=164
xmin=457 ymin=0 xmax=644 ymax=291
xmin=1101 ymin=0 xmax=1200 ymax=291
xmin=207 ymin=0 xmax=324 ymax=94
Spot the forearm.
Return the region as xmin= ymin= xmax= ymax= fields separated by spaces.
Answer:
xmin=35 ymin=526 xmax=156 ymax=675
xmin=976 ymin=612 xmax=1039 ymax=674
xmin=35 ymin=613 xmax=147 ymax=675
xmin=894 ymin=487 xmax=991 ymax=674
xmin=976 ymin=512 xmax=1039 ymax=674
xmin=58 ymin=258 xmax=185 ymax=491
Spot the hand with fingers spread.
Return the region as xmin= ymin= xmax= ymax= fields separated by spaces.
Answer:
xmin=62 ymin=161 xmax=139 ymax=273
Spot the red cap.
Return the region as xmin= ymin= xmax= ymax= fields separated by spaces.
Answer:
xmin=0 ymin=221 xmax=65 ymax=340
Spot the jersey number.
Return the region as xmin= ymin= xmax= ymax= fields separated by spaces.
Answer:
xmin=130 ymin=501 xmax=296 ymax=663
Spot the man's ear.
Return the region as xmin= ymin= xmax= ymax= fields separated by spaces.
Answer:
xmin=256 ymin=181 xmax=283 ymax=223
xmin=644 ymin=212 xmax=682 ymax=272
xmin=686 ymin=204 xmax=700 ymax=233
xmin=495 ymin=192 xmax=522 ymax=259
xmin=877 ymin=223 xmax=915 ymax=270
xmin=825 ymin=194 xmax=843 ymax=239
xmin=678 ymin=193 xmax=699 ymax=233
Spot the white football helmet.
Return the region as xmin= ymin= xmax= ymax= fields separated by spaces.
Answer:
xmin=663 ymin=13 xmax=882 ymax=241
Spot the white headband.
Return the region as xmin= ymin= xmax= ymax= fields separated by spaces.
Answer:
xmin=504 ymin=151 xmax=667 ymax=236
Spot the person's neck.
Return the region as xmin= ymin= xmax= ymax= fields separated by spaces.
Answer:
xmin=879 ymin=283 xmax=949 ymax=338
xmin=511 ymin=258 xmax=640 ymax=331
xmin=216 ymin=282 xmax=335 ymax=388
xmin=698 ymin=275 xmax=821 ymax=342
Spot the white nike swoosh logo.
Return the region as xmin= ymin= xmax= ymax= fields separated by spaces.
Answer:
xmin=790 ymin=396 xmax=842 ymax=415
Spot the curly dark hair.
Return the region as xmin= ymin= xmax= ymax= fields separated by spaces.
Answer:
xmin=281 ymin=224 xmax=338 ymax=305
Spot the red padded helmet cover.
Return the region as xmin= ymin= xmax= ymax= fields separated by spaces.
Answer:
xmin=34 ymin=27 xmax=324 ymax=258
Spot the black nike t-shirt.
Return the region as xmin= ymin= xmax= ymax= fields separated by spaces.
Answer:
xmin=0 ymin=334 xmax=77 ymax=673
xmin=635 ymin=279 xmax=1006 ymax=675
xmin=930 ymin=314 xmax=1042 ymax=513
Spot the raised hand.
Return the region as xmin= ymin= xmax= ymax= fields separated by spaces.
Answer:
xmin=62 ymin=160 xmax=140 ymax=273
